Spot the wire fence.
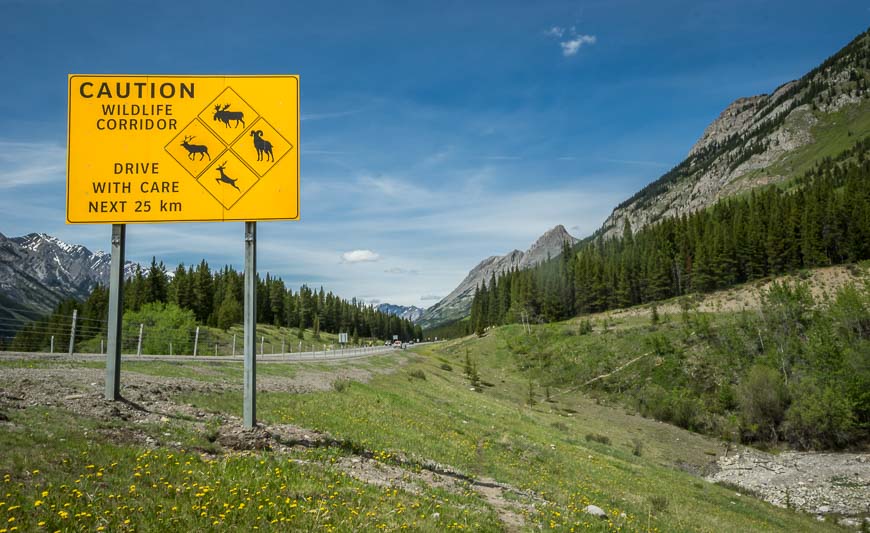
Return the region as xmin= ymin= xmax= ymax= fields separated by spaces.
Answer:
xmin=0 ymin=313 xmax=406 ymax=359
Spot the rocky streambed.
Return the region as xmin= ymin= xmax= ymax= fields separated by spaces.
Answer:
xmin=706 ymin=448 xmax=869 ymax=527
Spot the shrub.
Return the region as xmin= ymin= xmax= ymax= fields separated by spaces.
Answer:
xmin=439 ymin=362 xmax=453 ymax=372
xmin=550 ymin=421 xmax=569 ymax=432
xmin=648 ymin=494 xmax=669 ymax=513
xmin=333 ymin=378 xmax=350 ymax=392
xmin=637 ymin=384 xmax=672 ymax=422
xmin=737 ymin=365 xmax=789 ymax=443
xmin=585 ymin=433 xmax=611 ymax=445
xmin=671 ymin=391 xmax=702 ymax=431
xmin=123 ymin=302 xmax=196 ymax=355
xmin=784 ymin=380 xmax=857 ymax=449
xmin=408 ymin=369 xmax=426 ymax=380
xmin=631 ymin=438 xmax=644 ymax=457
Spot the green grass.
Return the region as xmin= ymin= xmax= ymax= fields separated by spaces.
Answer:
xmin=769 ymin=99 xmax=870 ymax=180
xmin=175 ymin=351 xmax=838 ymax=531
xmin=0 ymin=406 xmax=500 ymax=532
xmin=0 ymin=340 xmax=844 ymax=531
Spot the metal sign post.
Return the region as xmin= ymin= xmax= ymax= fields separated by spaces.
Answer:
xmin=105 ymin=224 xmax=126 ymax=400
xmin=243 ymin=221 xmax=257 ymax=428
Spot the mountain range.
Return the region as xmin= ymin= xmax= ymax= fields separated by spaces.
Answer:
xmin=376 ymin=304 xmax=425 ymax=323
xmin=417 ymin=225 xmax=577 ymax=328
xmin=0 ymin=232 xmax=136 ymax=321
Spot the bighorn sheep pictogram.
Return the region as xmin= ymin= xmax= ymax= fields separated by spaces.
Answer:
xmin=180 ymin=136 xmax=210 ymax=161
xmin=213 ymin=104 xmax=245 ymax=128
xmin=250 ymin=130 xmax=274 ymax=162
xmin=215 ymin=162 xmax=240 ymax=191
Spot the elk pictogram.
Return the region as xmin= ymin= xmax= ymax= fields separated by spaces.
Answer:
xmin=179 ymin=136 xmax=210 ymax=161
xmin=213 ymin=104 xmax=245 ymax=128
xmin=215 ymin=162 xmax=240 ymax=191
xmin=250 ymin=130 xmax=274 ymax=162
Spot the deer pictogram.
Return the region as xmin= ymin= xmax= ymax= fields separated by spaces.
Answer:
xmin=215 ymin=162 xmax=240 ymax=191
xmin=180 ymin=136 xmax=210 ymax=161
xmin=250 ymin=130 xmax=274 ymax=162
xmin=213 ymin=104 xmax=245 ymax=128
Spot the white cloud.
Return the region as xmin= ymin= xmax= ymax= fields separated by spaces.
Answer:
xmin=341 ymin=249 xmax=381 ymax=263
xmin=546 ymin=26 xmax=565 ymax=38
xmin=546 ymin=25 xmax=596 ymax=57
xmin=561 ymin=34 xmax=596 ymax=56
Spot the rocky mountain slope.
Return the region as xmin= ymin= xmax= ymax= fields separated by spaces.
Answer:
xmin=376 ymin=303 xmax=425 ymax=323
xmin=418 ymin=225 xmax=577 ymax=328
xmin=598 ymin=28 xmax=870 ymax=239
xmin=0 ymin=232 xmax=135 ymax=319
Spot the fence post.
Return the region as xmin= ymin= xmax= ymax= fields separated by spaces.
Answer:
xmin=68 ymin=309 xmax=77 ymax=357
xmin=137 ymin=323 xmax=143 ymax=357
xmin=232 ymin=334 xmax=236 ymax=357
xmin=260 ymin=336 xmax=264 ymax=356
xmin=50 ymin=335 xmax=54 ymax=354
xmin=193 ymin=326 xmax=200 ymax=357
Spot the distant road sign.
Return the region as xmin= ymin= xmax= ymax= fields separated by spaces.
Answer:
xmin=339 ymin=332 xmax=348 ymax=344
xmin=67 ymin=75 xmax=299 ymax=223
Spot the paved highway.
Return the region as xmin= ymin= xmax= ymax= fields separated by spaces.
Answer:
xmin=0 ymin=343 xmax=432 ymax=364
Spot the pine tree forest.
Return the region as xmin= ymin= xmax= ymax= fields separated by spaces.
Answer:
xmin=12 ymin=263 xmax=422 ymax=350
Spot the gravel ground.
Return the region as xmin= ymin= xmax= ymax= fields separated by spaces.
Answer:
xmin=707 ymin=447 xmax=870 ymax=526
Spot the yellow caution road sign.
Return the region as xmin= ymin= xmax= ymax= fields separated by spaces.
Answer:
xmin=66 ymin=75 xmax=299 ymax=223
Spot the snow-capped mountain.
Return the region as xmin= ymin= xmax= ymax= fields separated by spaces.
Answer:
xmin=377 ymin=303 xmax=425 ymax=323
xmin=0 ymin=232 xmax=137 ymax=317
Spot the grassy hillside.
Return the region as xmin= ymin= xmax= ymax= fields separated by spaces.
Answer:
xmin=469 ymin=265 xmax=870 ymax=451
xmin=769 ymin=99 xmax=870 ymax=182
xmin=1 ymin=345 xmax=849 ymax=530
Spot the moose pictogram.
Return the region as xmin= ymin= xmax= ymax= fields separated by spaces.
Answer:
xmin=250 ymin=130 xmax=274 ymax=162
xmin=180 ymin=136 xmax=210 ymax=161
xmin=213 ymin=104 xmax=245 ymax=128
xmin=215 ymin=162 xmax=240 ymax=191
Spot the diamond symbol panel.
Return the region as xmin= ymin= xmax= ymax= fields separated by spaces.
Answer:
xmin=164 ymin=119 xmax=227 ymax=179
xmin=231 ymin=117 xmax=294 ymax=177
xmin=198 ymin=153 xmax=259 ymax=210
xmin=198 ymin=87 xmax=260 ymax=145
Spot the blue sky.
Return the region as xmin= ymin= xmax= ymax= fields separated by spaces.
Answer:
xmin=1 ymin=1 xmax=867 ymax=307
